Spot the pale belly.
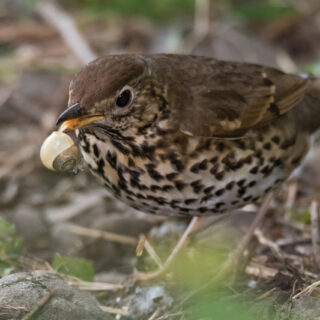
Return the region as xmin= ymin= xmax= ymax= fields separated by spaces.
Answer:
xmin=78 ymin=126 xmax=309 ymax=216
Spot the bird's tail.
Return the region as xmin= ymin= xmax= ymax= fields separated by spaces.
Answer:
xmin=297 ymin=77 xmax=320 ymax=133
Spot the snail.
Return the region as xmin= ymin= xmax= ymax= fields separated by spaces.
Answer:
xmin=40 ymin=131 xmax=80 ymax=172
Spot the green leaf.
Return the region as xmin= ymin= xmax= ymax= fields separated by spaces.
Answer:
xmin=0 ymin=217 xmax=16 ymax=239
xmin=52 ymin=254 xmax=94 ymax=281
xmin=233 ymin=3 xmax=296 ymax=23
xmin=0 ymin=218 xmax=22 ymax=277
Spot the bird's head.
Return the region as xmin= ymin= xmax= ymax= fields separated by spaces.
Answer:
xmin=57 ymin=55 xmax=169 ymax=138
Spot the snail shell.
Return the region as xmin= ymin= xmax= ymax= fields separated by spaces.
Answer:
xmin=40 ymin=131 xmax=80 ymax=172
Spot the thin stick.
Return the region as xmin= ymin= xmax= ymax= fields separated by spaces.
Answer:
xmin=36 ymin=1 xmax=96 ymax=65
xmin=69 ymin=225 xmax=137 ymax=245
xmin=134 ymin=216 xmax=200 ymax=281
xmin=143 ymin=238 xmax=164 ymax=269
xmin=21 ymin=291 xmax=55 ymax=320
xmin=100 ymin=306 xmax=129 ymax=316
xmin=237 ymin=192 xmax=274 ymax=254
xmin=310 ymin=200 xmax=320 ymax=269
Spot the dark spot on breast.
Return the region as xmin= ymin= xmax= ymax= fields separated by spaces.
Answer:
xmin=185 ymin=198 xmax=197 ymax=205
xmin=215 ymin=171 xmax=225 ymax=181
xmin=210 ymin=156 xmax=218 ymax=164
xmin=238 ymin=188 xmax=246 ymax=197
xmin=162 ymin=184 xmax=173 ymax=192
xmin=248 ymin=181 xmax=256 ymax=187
xmin=97 ymin=159 xmax=105 ymax=175
xmin=210 ymin=164 xmax=219 ymax=175
xmin=141 ymin=142 xmax=155 ymax=158
xmin=199 ymin=159 xmax=208 ymax=170
xmin=175 ymin=180 xmax=186 ymax=191
xmin=263 ymin=142 xmax=272 ymax=150
xmin=199 ymin=207 xmax=207 ymax=213
xmin=111 ymin=140 xmax=130 ymax=155
xmin=201 ymin=194 xmax=212 ymax=203
xmin=237 ymin=179 xmax=246 ymax=187
xmin=168 ymin=153 xmax=185 ymax=172
xmin=271 ymin=136 xmax=280 ymax=144
xmin=243 ymin=155 xmax=253 ymax=164
xmin=215 ymin=202 xmax=225 ymax=209
xmin=128 ymin=158 xmax=135 ymax=167
xmin=226 ymin=181 xmax=235 ymax=190
xmin=243 ymin=195 xmax=252 ymax=202
xmin=150 ymin=185 xmax=162 ymax=192
xmin=216 ymin=142 xmax=225 ymax=152
xmin=190 ymin=162 xmax=200 ymax=173
xmin=145 ymin=163 xmax=163 ymax=182
xmin=250 ymin=166 xmax=259 ymax=174
xmin=261 ymin=165 xmax=273 ymax=176
xmin=93 ymin=144 xmax=100 ymax=158
xmin=111 ymin=184 xmax=121 ymax=196
xmin=231 ymin=200 xmax=239 ymax=205
xmin=82 ymin=142 xmax=90 ymax=153
xmin=264 ymin=187 xmax=272 ymax=193
xmin=291 ymin=156 xmax=302 ymax=165
xmin=130 ymin=143 xmax=142 ymax=157
xmin=273 ymin=159 xmax=283 ymax=168
xmin=106 ymin=151 xmax=117 ymax=169
xmin=191 ymin=180 xmax=204 ymax=193
xmin=166 ymin=172 xmax=178 ymax=181
xmin=136 ymin=193 xmax=146 ymax=200
xmin=215 ymin=188 xmax=225 ymax=196
xmin=204 ymin=186 xmax=215 ymax=194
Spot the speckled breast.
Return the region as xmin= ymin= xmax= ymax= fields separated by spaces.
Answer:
xmin=77 ymin=122 xmax=309 ymax=217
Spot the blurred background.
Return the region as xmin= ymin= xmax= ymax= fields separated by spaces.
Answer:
xmin=1 ymin=0 xmax=320 ymax=319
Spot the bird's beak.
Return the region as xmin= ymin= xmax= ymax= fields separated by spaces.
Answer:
xmin=56 ymin=103 xmax=104 ymax=132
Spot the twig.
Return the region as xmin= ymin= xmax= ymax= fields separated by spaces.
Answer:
xmin=276 ymin=236 xmax=311 ymax=247
xmin=136 ymin=235 xmax=164 ymax=269
xmin=69 ymin=225 xmax=137 ymax=245
xmin=134 ymin=216 xmax=200 ymax=281
xmin=148 ymin=307 xmax=161 ymax=320
xmin=254 ymin=228 xmax=284 ymax=260
xmin=35 ymin=1 xmax=96 ymax=65
xmin=21 ymin=290 xmax=55 ymax=320
xmin=100 ymin=306 xmax=129 ymax=316
xmin=284 ymin=181 xmax=298 ymax=220
xmin=0 ymin=144 xmax=36 ymax=179
xmin=66 ymin=277 xmax=124 ymax=291
xmin=255 ymin=288 xmax=277 ymax=301
xmin=245 ymin=262 xmax=278 ymax=279
xmin=236 ymin=192 xmax=274 ymax=255
xmin=181 ymin=0 xmax=214 ymax=53
xmin=293 ymin=280 xmax=320 ymax=299
xmin=310 ymin=200 xmax=320 ymax=269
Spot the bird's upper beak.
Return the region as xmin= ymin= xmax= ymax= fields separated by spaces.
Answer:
xmin=56 ymin=103 xmax=104 ymax=132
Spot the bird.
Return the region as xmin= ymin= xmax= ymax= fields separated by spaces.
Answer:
xmin=56 ymin=54 xmax=320 ymax=279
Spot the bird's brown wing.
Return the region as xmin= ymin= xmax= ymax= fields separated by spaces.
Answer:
xmin=160 ymin=55 xmax=308 ymax=138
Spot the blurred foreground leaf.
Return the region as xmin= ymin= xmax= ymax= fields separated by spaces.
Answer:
xmin=53 ymin=254 xmax=94 ymax=281
xmin=0 ymin=217 xmax=22 ymax=277
xmin=66 ymin=0 xmax=194 ymax=20
xmin=233 ymin=3 xmax=296 ymax=23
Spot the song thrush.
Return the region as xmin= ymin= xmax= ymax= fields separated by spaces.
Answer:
xmin=56 ymin=54 xmax=320 ymax=218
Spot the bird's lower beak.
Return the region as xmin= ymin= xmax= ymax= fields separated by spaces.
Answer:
xmin=56 ymin=103 xmax=104 ymax=132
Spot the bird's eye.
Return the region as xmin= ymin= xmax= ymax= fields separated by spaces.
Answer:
xmin=116 ymin=89 xmax=132 ymax=108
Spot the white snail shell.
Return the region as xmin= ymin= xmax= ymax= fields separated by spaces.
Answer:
xmin=40 ymin=131 xmax=80 ymax=172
